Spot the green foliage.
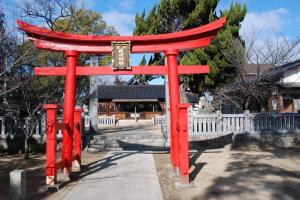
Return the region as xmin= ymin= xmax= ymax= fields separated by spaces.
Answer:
xmin=134 ymin=0 xmax=246 ymax=93
xmin=181 ymin=3 xmax=247 ymax=92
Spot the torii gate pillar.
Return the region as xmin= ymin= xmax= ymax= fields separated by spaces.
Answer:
xmin=62 ymin=50 xmax=79 ymax=174
xmin=165 ymin=49 xmax=180 ymax=170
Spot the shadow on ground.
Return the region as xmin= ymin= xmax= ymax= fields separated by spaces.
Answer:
xmin=194 ymin=148 xmax=300 ymax=200
xmin=116 ymin=140 xmax=168 ymax=151
xmin=0 ymin=154 xmax=46 ymax=200
xmin=190 ymin=133 xmax=233 ymax=149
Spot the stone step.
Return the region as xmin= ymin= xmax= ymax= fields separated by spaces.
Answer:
xmin=87 ymin=146 xmax=169 ymax=152
xmin=90 ymin=140 xmax=165 ymax=146
xmin=88 ymin=144 xmax=168 ymax=151
xmin=95 ymin=129 xmax=160 ymax=135
xmin=89 ymin=141 xmax=166 ymax=148
xmin=96 ymin=127 xmax=160 ymax=133
xmin=91 ymin=134 xmax=163 ymax=140
xmin=87 ymin=123 xmax=166 ymax=151
xmin=90 ymin=138 xmax=164 ymax=144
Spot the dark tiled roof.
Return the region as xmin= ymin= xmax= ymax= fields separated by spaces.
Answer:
xmin=265 ymin=59 xmax=300 ymax=80
xmin=98 ymin=85 xmax=165 ymax=100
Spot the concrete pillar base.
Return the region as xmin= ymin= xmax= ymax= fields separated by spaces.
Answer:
xmin=175 ymin=179 xmax=195 ymax=189
xmin=46 ymin=176 xmax=56 ymax=186
xmin=72 ymin=160 xmax=81 ymax=172
xmin=10 ymin=170 xmax=26 ymax=200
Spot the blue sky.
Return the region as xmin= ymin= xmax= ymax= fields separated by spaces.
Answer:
xmin=1 ymin=0 xmax=300 ymax=84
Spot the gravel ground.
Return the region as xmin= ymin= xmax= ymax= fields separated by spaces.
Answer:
xmin=153 ymin=144 xmax=300 ymax=200
xmin=1 ymin=145 xmax=300 ymax=200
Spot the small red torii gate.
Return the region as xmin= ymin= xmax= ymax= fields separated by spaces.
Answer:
xmin=17 ymin=17 xmax=226 ymax=185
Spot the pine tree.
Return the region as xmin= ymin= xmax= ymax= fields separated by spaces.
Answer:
xmin=133 ymin=0 xmax=246 ymax=93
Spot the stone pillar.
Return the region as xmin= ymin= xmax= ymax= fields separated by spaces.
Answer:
xmin=188 ymin=106 xmax=193 ymax=135
xmin=244 ymin=110 xmax=250 ymax=132
xmin=89 ymin=56 xmax=99 ymax=134
xmin=10 ymin=170 xmax=26 ymax=200
xmin=165 ymin=77 xmax=170 ymax=137
xmin=216 ymin=110 xmax=222 ymax=133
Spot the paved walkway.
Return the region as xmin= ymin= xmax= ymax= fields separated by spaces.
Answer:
xmin=53 ymin=151 xmax=163 ymax=200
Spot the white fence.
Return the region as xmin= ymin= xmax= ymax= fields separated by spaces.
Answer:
xmin=98 ymin=115 xmax=116 ymax=127
xmin=189 ymin=110 xmax=300 ymax=135
xmin=153 ymin=115 xmax=166 ymax=125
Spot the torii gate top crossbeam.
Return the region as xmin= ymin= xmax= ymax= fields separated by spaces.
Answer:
xmin=17 ymin=17 xmax=226 ymax=54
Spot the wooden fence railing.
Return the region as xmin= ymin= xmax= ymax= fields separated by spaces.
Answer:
xmin=189 ymin=109 xmax=300 ymax=135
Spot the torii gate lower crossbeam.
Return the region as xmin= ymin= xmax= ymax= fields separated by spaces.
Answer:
xmin=17 ymin=17 xmax=226 ymax=185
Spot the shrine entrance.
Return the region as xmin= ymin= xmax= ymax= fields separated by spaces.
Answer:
xmin=17 ymin=17 xmax=226 ymax=185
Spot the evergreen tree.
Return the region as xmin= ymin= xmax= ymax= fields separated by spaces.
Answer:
xmin=133 ymin=0 xmax=246 ymax=93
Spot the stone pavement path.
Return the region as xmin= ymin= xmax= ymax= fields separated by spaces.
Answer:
xmin=52 ymin=151 xmax=164 ymax=200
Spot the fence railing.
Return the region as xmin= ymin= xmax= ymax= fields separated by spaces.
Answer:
xmin=98 ymin=115 xmax=116 ymax=127
xmin=189 ymin=110 xmax=300 ymax=135
xmin=153 ymin=115 xmax=166 ymax=126
xmin=0 ymin=115 xmax=46 ymax=138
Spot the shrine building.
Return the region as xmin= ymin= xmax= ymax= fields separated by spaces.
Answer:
xmin=94 ymin=84 xmax=199 ymax=120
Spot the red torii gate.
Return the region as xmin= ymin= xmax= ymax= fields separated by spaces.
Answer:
xmin=17 ymin=17 xmax=226 ymax=184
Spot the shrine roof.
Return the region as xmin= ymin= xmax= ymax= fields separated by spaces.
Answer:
xmin=97 ymin=85 xmax=199 ymax=103
xmin=98 ymin=85 xmax=165 ymax=100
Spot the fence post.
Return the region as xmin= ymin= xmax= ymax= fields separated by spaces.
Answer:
xmin=10 ymin=169 xmax=26 ymax=200
xmin=0 ymin=116 xmax=5 ymax=136
xmin=43 ymin=104 xmax=58 ymax=185
xmin=216 ymin=110 xmax=222 ymax=134
xmin=73 ymin=107 xmax=82 ymax=172
xmin=188 ymin=107 xmax=193 ymax=135
xmin=177 ymin=104 xmax=190 ymax=185
xmin=244 ymin=110 xmax=250 ymax=132
xmin=84 ymin=114 xmax=89 ymax=131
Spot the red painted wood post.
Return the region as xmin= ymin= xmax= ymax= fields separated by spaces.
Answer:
xmin=44 ymin=104 xmax=58 ymax=185
xmin=73 ymin=107 xmax=82 ymax=171
xmin=177 ymin=104 xmax=190 ymax=184
xmin=62 ymin=50 xmax=79 ymax=175
xmin=165 ymin=49 xmax=180 ymax=171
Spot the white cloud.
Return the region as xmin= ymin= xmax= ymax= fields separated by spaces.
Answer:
xmin=102 ymin=10 xmax=135 ymax=35
xmin=119 ymin=0 xmax=135 ymax=10
xmin=240 ymin=8 xmax=288 ymax=38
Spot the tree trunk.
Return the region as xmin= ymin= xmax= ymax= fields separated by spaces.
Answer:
xmin=24 ymin=136 xmax=29 ymax=160
xmin=244 ymin=96 xmax=251 ymax=110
